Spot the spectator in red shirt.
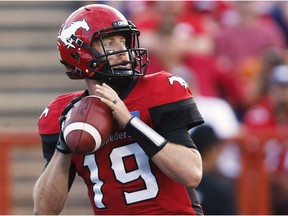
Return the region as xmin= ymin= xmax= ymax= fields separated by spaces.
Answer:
xmin=244 ymin=65 xmax=288 ymax=128
xmin=243 ymin=64 xmax=288 ymax=214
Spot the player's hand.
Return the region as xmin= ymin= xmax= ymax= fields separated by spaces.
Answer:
xmin=56 ymin=95 xmax=83 ymax=154
xmin=95 ymin=83 xmax=133 ymax=129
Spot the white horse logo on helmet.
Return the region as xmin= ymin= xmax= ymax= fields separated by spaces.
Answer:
xmin=58 ymin=19 xmax=90 ymax=49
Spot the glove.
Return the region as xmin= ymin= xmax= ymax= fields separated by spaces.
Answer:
xmin=56 ymin=95 xmax=84 ymax=154
xmin=56 ymin=130 xmax=72 ymax=154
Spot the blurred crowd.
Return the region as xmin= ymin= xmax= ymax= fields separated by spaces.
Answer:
xmin=79 ymin=1 xmax=288 ymax=214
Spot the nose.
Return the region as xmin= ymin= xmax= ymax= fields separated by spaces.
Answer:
xmin=115 ymin=43 xmax=128 ymax=58
xmin=115 ymin=41 xmax=127 ymax=52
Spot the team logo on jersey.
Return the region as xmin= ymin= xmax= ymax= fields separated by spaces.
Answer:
xmin=168 ymin=76 xmax=188 ymax=89
xmin=58 ymin=19 xmax=90 ymax=49
xmin=39 ymin=107 xmax=49 ymax=119
xmin=131 ymin=110 xmax=140 ymax=118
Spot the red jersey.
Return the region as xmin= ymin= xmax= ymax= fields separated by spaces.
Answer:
xmin=38 ymin=71 xmax=204 ymax=214
xmin=243 ymin=97 xmax=288 ymax=174
xmin=243 ymin=97 xmax=280 ymax=128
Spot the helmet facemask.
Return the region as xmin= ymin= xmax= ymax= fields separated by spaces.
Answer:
xmin=87 ymin=24 xmax=149 ymax=84
xmin=61 ymin=21 xmax=149 ymax=87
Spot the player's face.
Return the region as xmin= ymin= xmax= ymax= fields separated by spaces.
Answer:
xmin=92 ymin=35 xmax=131 ymax=69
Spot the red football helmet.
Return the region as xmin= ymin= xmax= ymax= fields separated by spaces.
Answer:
xmin=57 ymin=4 xmax=149 ymax=82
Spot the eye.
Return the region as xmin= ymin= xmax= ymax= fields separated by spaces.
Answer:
xmin=120 ymin=37 xmax=128 ymax=47
xmin=103 ymin=41 xmax=113 ymax=48
xmin=120 ymin=39 xmax=126 ymax=45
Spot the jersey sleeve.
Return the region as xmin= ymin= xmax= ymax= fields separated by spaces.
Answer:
xmin=149 ymin=98 xmax=204 ymax=133
xmin=147 ymin=72 xmax=204 ymax=147
xmin=40 ymin=134 xmax=59 ymax=162
xmin=38 ymin=90 xmax=85 ymax=160
xmin=38 ymin=90 xmax=85 ymax=135
xmin=148 ymin=71 xmax=204 ymax=132
xmin=149 ymin=98 xmax=203 ymax=148
xmin=38 ymin=98 xmax=62 ymax=135
xmin=38 ymin=91 xmax=84 ymax=189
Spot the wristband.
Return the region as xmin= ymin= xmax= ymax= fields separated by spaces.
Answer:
xmin=125 ymin=116 xmax=168 ymax=158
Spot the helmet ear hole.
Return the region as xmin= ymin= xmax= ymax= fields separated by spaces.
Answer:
xmin=71 ymin=53 xmax=80 ymax=62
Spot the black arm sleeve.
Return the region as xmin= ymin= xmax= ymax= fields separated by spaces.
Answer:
xmin=40 ymin=134 xmax=76 ymax=190
xmin=40 ymin=134 xmax=58 ymax=163
xmin=149 ymin=98 xmax=204 ymax=132
xmin=162 ymin=126 xmax=197 ymax=149
xmin=149 ymin=98 xmax=204 ymax=148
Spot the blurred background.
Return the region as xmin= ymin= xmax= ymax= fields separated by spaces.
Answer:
xmin=0 ymin=1 xmax=288 ymax=215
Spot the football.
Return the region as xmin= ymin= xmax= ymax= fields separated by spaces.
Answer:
xmin=62 ymin=95 xmax=114 ymax=154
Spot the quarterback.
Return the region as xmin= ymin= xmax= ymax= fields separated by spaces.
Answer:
xmin=33 ymin=4 xmax=204 ymax=215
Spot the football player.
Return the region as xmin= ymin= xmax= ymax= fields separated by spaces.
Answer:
xmin=33 ymin=4 xmax=204 ymax=215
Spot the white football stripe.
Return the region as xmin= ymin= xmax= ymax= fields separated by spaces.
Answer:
xmin=63 ymin=122 xmax=102 ymax=151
